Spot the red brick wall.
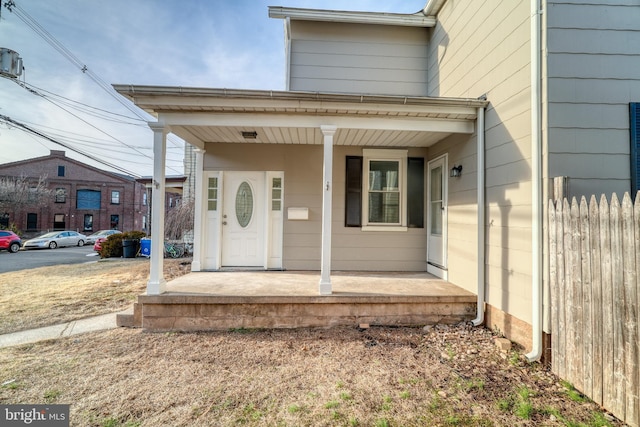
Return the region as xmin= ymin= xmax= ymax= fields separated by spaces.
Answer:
xmin=0 ymin=151 xmax=146 ymax=236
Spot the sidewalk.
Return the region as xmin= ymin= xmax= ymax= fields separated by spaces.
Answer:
xmin=0 ymin=307 xmax=132 ymax=348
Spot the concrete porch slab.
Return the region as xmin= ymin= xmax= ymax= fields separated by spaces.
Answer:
xmin=119 ymin=271 xmax=477 ymax=331
xmin=161 ymin=270 xmax=472 ymax=297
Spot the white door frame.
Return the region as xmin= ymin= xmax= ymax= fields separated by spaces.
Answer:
xmin=200 ymin=170 xmax=283 ymax=270
xmin=221 ymin=171 xmax=266 ymax=267
xmin=427 ymin=154 xmax=448 ymax=279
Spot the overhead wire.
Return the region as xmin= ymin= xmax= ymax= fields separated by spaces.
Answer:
xmin=1 ymin=1 xmax=186 ymax=170
xmin=12 ymin=118 xmax=185 ymax=151
xmin=4 ymin=1 xmax=148 ymax=120
xmin=2 ymin=74 xmax=184 ymax=175
xmin=0 ymin=113 xmax=141 ymax=177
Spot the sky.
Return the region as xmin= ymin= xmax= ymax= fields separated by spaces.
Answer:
xmin=0 ymin=0 xmax=426 ymax=177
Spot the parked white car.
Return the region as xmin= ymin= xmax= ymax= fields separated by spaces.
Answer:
xmin=23 ymin=231 xmax=87 ymax=249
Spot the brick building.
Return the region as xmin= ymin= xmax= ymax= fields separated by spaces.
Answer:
xmin=0 ymin=150 xmax=146 ymax=236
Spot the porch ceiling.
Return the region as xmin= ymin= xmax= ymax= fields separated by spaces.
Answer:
xmin=113 ymin=85 xmax=489 ymax=149
xmin=171 ymin=125 xmax=452 ymax=147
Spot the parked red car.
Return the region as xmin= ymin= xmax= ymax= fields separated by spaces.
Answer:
xmin=93 ymin=237 xmax=107 ymax=252
xmin=0 ymin=230 xmax=22 ymax=253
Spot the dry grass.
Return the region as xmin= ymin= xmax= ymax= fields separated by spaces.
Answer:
xmin=0 ymin=326 xmax=620 ymax=427
xmin=0 ymin=258 xmax=190 ymax=335
xmin=0 ymin=261 xmax=622 ymax=426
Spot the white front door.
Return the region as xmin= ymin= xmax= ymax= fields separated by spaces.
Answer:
xmin=221 ymin=172 xmax=265 ymax=267
xmin=427 ymin=155 xmax=448 ymax=278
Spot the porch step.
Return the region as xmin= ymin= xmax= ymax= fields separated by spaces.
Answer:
xmin=125 ymin=294 xmax=477 ymax=331
xmin=116 ymin=313 xmax=135 ymax=327
xmin=116 ymin=303 xmax=141 ymax=327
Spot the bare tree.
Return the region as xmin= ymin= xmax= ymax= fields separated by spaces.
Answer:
xmin=0 ymin=175 xmax=52 ymax=212
xmin=164 ymin=196 xmax=194 ymax=241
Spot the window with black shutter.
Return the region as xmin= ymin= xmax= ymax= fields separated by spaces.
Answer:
xmin=344 ymin=154 xmax=424 ymax=229
xmin=345 ymin=156 xmax=362 ymax=227
xmin=407 ymin=157 xmax=424 ymax=228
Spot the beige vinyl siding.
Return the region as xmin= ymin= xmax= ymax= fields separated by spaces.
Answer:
xmin=546 ymin=1 xmax=640 ymax=198
xmin=204 ymin=143 xmax=428 ymax=271
xmin=427 ymin=0 xmax=533 ymax=325
xmin=332 ymin=147 xmax=428 ymax=271
xmin=289 ymin=20 xmax=428 ymax=96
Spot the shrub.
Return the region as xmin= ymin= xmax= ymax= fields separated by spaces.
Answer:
xmin=99 ymin=230 xmax=146 ymax=258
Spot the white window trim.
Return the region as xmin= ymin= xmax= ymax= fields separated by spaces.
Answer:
xmin=111 ymin=190 xmax=120 ymax=204
xmin=362 ymin=149 xmax=408 ymax=232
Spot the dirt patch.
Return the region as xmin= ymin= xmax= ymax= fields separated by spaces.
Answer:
xmin=0 ymin=325 xmax=620 ymax=426
xmin=0 ymin=258 xmax=191 ymax=334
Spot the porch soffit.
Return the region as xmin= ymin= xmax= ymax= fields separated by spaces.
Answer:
xmin=113 ymin=85 xmax=488 ymax=148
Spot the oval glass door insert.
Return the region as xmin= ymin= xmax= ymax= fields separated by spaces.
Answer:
xmin=235 ymin=182 xmax=253 ymax=228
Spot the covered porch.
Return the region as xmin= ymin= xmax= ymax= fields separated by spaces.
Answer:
xmin=112 ymin=86 xmax=488 ymax=304
xmin=117 ymin=270 xmax=477 ymax=331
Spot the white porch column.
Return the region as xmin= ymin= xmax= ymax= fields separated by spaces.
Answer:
xmin=147 ymin=122 xmax=168 ymax=295
xmin=319 ymin=125 xmax=337 ymax=295
xmin=190 ymin=148 xmax=205 ymax=272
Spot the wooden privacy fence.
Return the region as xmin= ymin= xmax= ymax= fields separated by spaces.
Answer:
xmin=549 ymin=193 xmax=639 ymax=427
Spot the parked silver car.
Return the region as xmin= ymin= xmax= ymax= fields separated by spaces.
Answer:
xmin=85 ymin=229 xmax=121 ymax=244
xmin=23 ymin=231 xmax=87 ymax=249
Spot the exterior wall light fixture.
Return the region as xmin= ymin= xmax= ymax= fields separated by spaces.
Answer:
xmin=450 ymin=164 xmax=463 ymax=178
xmin=241 ymin=131 xmax=258 ymax=139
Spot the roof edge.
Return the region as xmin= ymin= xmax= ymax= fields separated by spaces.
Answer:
xmin=268 ymin=6 xmax=435 ymax=27
xmin=422 ymin=0 xmax=448 ymax=17
xmin=112 ymin=85 xmax=489 ymax=109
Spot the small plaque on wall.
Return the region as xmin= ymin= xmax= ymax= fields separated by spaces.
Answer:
xmin=288 ymin=207 xmax=309 ymax=220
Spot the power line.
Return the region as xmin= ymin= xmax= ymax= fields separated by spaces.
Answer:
xmin=3 ymin=1 xmax=149 ymax=120
xmin=0 ymin=113 xmax=141 ymax=177
xmin=2 ymin=75 xmax=185 ymax=175
xmin=1 ymin=0 xmax=186 ymax=169
xmin=4 ymin=2 xmax=184 ymax=150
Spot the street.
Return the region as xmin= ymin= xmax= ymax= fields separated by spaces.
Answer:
xmin=0 ymin=245 xmax=100 ymax=273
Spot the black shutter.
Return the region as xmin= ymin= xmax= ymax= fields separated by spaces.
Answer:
xmin=631 ymin=103 xmax=640 ymax=194
xmin=407 ymin=157 xmax=424 ymax=228
xmin=345 ymin=156 xmax=362 ymax=227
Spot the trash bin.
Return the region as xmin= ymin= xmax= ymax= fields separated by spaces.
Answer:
xmin=140 ymin=238 xmax=151 ymax=257
xmin=122 ymin=239 xmax=139 ymax=258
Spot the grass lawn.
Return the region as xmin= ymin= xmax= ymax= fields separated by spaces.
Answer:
xmin=0 ymin=258 xmax=190 ymax=335
xmin=0 ymin=260 xmax=621 ymax=426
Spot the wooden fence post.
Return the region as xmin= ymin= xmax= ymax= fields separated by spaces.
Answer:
xmin=580 ymin=196 xmax=593 ymax=399
xmin=570 ymin=198 xmax=584 ymax=393
xmin=589 ymin=195 xmax=603 ymax=406
xmin=555 ymin=199 xmax=566 ymax=379
xmin=624 ymin=193 xmax=639 ymax=423
xmin=564 ymin=198 xmax=574 ymax=383
xmin=610 ymin=194 xmax=626 ymax=419
xmin=600 ymin=194 xmax=615 ymax=413
xmin=549 ymin=200 xmax=558 ymax=376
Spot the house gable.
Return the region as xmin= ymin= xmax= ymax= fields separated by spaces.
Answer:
xmin=287 ymin=20 xmax=428 ymax=96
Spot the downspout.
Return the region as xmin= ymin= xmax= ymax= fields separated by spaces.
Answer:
xmin=284 ymin=17 xmax=291 ymax=91
xmin=472 ymin=106 xmax=485 ymax=326
xmin=526 ymin=0 xmax=543 ymax=362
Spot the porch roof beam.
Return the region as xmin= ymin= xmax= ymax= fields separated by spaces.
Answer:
xmin=158 ymin=112 xmax=475 ymax=134
xmin=127 ymin=97 xmax=481 ymax=118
